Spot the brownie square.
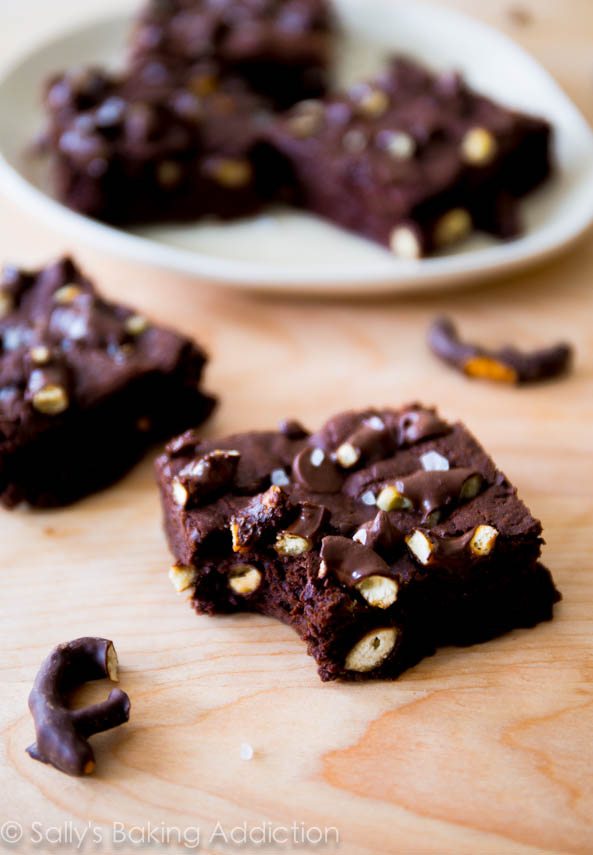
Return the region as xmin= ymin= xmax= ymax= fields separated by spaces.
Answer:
xmin=129 ymin=0 xmax=333 ymax=108
xmin=265 ymin=57 xmax=553 ymax=257
xmin=155 ymin=405 xmax=560 ymax=682
xmin=42 ymin=61 xmax=276 ymax=225
xmin=0 ymin=257 xmax=214 ymax=507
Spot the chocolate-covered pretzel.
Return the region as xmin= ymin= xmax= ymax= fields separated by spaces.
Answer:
xmin=428 ymin=317 xmax=573 ymax=384
xmin=26 ymin=638 xmax=131 ymax=776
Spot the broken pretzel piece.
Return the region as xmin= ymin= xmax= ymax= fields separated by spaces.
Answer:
xmin=27 ymin=637 xmax=131 ymax=777
xmin=428 ymin=317 xmax=573 ymax=385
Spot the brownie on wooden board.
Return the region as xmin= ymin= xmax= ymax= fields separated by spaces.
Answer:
xmin=0 ymin=257 xmax=215 ymax=508
xmin=155 ymin=405 xmax=560 ymax=682
xmin=42 ymin=61 xmax=278 ymax=225
xmin=129 ymin=0 xmax=333 ymax=108
xmin=265 ymin=57 xmax=553 ymax=257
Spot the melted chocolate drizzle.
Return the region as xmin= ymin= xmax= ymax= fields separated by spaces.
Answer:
xmin=393 ymin=467 xmax=481 ymax=518
xmin=279 ymin=418 xmax=310 ymax=440
xmin=354 ymin=511 xmax=405 ymax=557
xmin=339 ymin=418 xmax=396 ymax=466
xmin=398 ymin=407 xmax=450 ymax=445
xmin=293 ymin=447 xmax=343 ymax=493
xmin=288 ymin=502 xmax=327 ymax=539
xmin=412 ymin=529 xmax=476 ymax=569
xmin=178 ymin=449 xmax=240 ymax=506
xmin=320 ymin=535 xmax=394 ymax=586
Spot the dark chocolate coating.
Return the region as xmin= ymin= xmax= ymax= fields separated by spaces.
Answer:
xmin=156 ymin=404 xmax=560 ymax=682
xmin=42 ymin=38 xmax=552 ymax=257
xmin=392 ymin=467 xmax=481 ymax=519
xmin=320 ymin=535 xmax=392 ymax=585
xmin=0 ymin=256 xmax=215 ymax=507
xmin=428 ymin=316 xmax=573 ymax=384
xmin=354 ymin=511 xmax=405 ymax=555
xmin=410 ymin=529 xmax=475 ymax=569
xmin=26 ymin=638 xmax=130 ymax=777
xmin=293 ymin=446 xmax=343 ymax=493
xmin=288 ymin=502 xmax=326 ymax=539
xmin=177 ymin=449 xmax=240 ymax=507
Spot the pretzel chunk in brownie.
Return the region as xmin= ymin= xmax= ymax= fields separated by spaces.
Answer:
xmin=0 ymin=257 xmax=214 ymax=507
xmin=156 ymin=405 xmax=560 ymax=682
xmin=266 ymin=57 xmax=553 ymax=257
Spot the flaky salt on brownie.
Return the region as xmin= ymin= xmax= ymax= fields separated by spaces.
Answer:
xmin=155 ymin=405 xmax=560 ymax=682
xmin=0 ymin=257 xmax=214 ymax=508
xmin=265 ymin=57 xmax=553 ymax=257
xmin=42 ymin=61 xmax=276 ymax=225
xmin=129 ymin=0 xmax=333 ymax=108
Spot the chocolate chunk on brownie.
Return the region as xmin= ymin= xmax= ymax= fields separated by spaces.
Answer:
xmin=0 ymin=257 xmax=214 ymax=507
xmin=156 ymin=405 xmax=560 ymax=682
xmin=265 ymin=57 xmax=553 ymax=256
xmin=129 ymin=0 xmax=333 ymax=108
xmin=42 ymin=61 xmax=277 ymax=224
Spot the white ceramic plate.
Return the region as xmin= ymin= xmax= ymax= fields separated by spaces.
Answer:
xmin=0 ymin=0 xmax=592 ymax=295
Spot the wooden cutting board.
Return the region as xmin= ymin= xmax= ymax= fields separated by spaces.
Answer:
xmin=1 ymin=1 xmax=593 ymax=853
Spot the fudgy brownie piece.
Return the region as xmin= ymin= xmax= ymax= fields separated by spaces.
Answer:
xmin=265 ymin=57 xmax=553 ymax=257
xmin=129 ymin=0 xmax=333 ymax=108
xmin=42 ymin=61 xmax=276 ymax=224
xmin=0 ymin=257 xmax=214 ymax=507
xmin=156 ymin=405 xmax=560 ymax=682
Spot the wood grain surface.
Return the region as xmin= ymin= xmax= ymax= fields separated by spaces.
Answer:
xmin=1 ymin=1 xmax=592 ymax=853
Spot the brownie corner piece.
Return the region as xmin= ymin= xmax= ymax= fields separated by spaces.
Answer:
xmin=156 ymin=404 xmax=560 ymax=682
xmin=0 ymin=256 xmax=215 ymax=508
xmin=266 ymin=56 xmax=553 ymax=257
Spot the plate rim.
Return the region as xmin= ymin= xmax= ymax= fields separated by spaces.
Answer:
xmin=0 ymin=2 xmax=593 ymax=295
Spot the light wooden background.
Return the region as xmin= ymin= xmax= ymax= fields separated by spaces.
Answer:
xmin=1 ymin=1 xmax=592 ymax=853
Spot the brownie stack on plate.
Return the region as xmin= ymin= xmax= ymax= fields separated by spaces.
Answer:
xmin=40 ymin=0 xmax=553 ymax=257
xmin=41 ymin=0 xmax=333 ymax=226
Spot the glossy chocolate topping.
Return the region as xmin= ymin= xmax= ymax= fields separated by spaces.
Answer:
xmin=278 ymin=418 xmax=310 ymax=440
xmin=398 ymin=407 xmax=450 ymax=445
xmin=339 ymin=417 xmax=396 ymax=466
xmin=288 ymin=502 xmax=327 ymax=540
xmin=156 ymin=405 xmax=540 ymax=576
xmin=418 ymin=529 xmax=475 ymax=567
xmin=354 ymin=511 xmax=405 ymax=557
xmin=393 ymin=467 xmax=482 ymax=518
xmin=178 ymin=449 xmax=240 ymax=507
xmin=293 ymin=446 xmax=343 ymax=493
xmin=320 ymin=535 xmax=394 ymax=586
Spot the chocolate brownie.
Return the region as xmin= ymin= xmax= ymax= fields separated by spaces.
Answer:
xmin=155 ymin=405 xmax=560 ymax=682
xmin=265 ymin=57 xmax=553 ymax=257
xmin=129 ymin=0 xmax=333 ymax=108
xmin=0 ymin=257 xmax=214 ymax=508
xmin=42 ymin=61 xmax=277 ymax=224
